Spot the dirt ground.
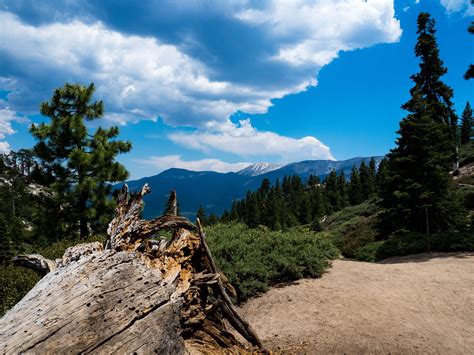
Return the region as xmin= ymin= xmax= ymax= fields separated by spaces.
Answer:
xmin=237 ymin=253 xmax=474 ymax=354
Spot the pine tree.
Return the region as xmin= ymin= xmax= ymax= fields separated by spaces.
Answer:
xmin=207 ymin=213 xmax=219 ymax=225
xmin=465 ymin=22 xmax=474 ymax=80
xmin=368 ymin=158 xmax=377 ymax=193
xmin=299 ymin=195 xmax=312 ymax=224
xmin=460 ymin=101 xmax=473 ymax=145
xmin=0 ymin=213 xmax=14 ymax=265
xmin=220 ymin=210 xmax=230 ymax=223
xmin=359 ymin=161 xmax=370 ymax=199
xmin=380 ymin=13 xmax=466 ymax=235
xmin=337 ymin=171 xmax=348 ymax=208
xmin=376 ymin=158 xmax=389 ymax=192
xmin=309 ymin=185 xmax=324 ymax=220
xmin=245 ymin=191 xmax=261 ymax=228
xmin=196 ymin=205 xmax=208 ymax=225
xmin=30 ymin=83 xmax=131 ymax=239
xmin=324 ymin=170 xmax=341 ymax=211
xmin=229 ymin=201 xmax=239 ymax=221
xmin=348 ymin=166 xmax=362 ymax=205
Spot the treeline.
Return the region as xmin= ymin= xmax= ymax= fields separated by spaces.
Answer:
xmin=197 ymin=158 xmax=388 ymax=230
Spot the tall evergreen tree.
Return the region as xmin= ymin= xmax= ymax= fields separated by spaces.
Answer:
xmin=460 ymin=101 xmax=473 ymax=145
xmin=196 ymin=205 xmax=208 ymax=225
xmin=337 ymin=171 xmax=348 ymax=208
xmin=464 ymin=22 xmax=474 ymax=80
xmin=324 ymin=170 xmax=341 ymax=212
xmin=376 ymin=158 xmax=389 ymax=192
xmin=30 ymin=83 xmax=131 ymax=238
xmin=207 ymin=213 xmax=219 ymax=225
xmin=380 ymin=13 xmax=466 ymax=235
xmin=359 ymin=161 xmax=371 ymax=198
xmin=0 ymin=214 xmax=14 ymax=265
xmin=348 ymin=166 xmax=362 ymax=205
xmin=368 ymin=158 xmax=377 ymax=193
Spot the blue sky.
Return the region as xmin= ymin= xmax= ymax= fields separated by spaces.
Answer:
xmin=0 ymin=0 xmax=472 ymax=179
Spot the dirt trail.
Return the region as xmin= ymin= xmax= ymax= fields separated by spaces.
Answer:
xmin=237 ymin=253 xmax=474 ymax=354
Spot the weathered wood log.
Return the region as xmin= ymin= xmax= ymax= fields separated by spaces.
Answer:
xmin=12 ymin=253 xmax=57 ymax=276
xmin=0 ymin=184 xmax=265 ymax=354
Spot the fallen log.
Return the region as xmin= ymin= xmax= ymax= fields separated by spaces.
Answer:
xmin=1 ymin=185 xmax=265 ymax=354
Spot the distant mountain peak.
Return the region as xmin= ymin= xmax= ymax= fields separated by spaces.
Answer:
xmin=237 ymin=162 xmax=284 ymax=176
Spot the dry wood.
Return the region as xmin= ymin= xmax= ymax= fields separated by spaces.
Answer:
xmin=12 ymin=253 xmax=57 ymax=276
xmin=1 ymin=184 xmax=264 ymax=354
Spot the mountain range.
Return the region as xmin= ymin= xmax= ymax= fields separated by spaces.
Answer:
xmin=122 ymin=156 xmax=383 ymax=219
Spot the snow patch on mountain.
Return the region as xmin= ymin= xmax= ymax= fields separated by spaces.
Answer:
xmin=237 ymin=162 xmax=284 ymax=176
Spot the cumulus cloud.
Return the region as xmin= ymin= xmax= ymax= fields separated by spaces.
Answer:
xmin=0 ymin=103 xmax=20 ymax=153
xmin=0 ymin=141 xmax=10 ymax=153
xmin=0 ymin=107 xmax=16 ymax=139
xmin=169 ymin=118 xmax=334 ymax=162
xmin=135 ymin=155 xmax=250 ymax=173
xmin=237 ymin=0 xmax=401 ymax=67
xmin=0 ymin=1 xmax=402 ymax=128
xmin=438 ymin=0 xmax=471 ymax=13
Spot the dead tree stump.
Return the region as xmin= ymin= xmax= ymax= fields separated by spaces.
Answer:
xmin=0 ymin=184 xmax=264 ymax=354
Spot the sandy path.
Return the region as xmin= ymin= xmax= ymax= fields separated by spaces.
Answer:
xmin=237 ymin=253 xmax=474 ymax=354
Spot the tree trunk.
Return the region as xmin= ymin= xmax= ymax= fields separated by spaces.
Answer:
xmin=1 ymin=184 xmax=265 ymax=354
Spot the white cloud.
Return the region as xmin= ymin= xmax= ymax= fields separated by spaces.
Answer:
xmin=439 ymin=0 xmax=469 ymax=12
xmin=0 ymin=104 xmax=19 ymax=153
xmin=0 ymin=100 xmax=30 ymax=152
xmin=0 ymin=141 xmax=10 ymax=154
xmin=0 ymin=2 xmax=402 ymax=127
xmin=169 ymin=118 xmax=335 ymax=162
xmin=0 ymin=12 xmax=244 ymax=126
xmin=0 ymin=107 xmax=16 ymax=139
xmin=135 ymin=155 xmax=250 ymax=173
xmin=237 ymin=0 xmax=402 ymax=66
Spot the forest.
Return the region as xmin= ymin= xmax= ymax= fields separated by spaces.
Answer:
xmin=0 ymin=12 xmax=473 ymax=320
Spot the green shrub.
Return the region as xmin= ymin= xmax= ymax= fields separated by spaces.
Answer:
xmin=322 ymin=200 xmax=381 ymax=259
xmin=375 ymin=232 xmax=474 ymax=261
xmin=353 ymin=241 xmax=385 ymax=262
xmin=0 ymin=266 xmax=40 ymax=316
xmin=206 ymin=223 xmax=339 ymax=302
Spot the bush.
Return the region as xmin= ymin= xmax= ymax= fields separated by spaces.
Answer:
xmin=322 ymin=200 xmax=380 ymax=259
xmin=375 ymin=231 xmax=474 ymax=261
xmin=353 ymin=241 xmax=385 ymax=262
xmin=205 ymin=223 xmax=339 ymax=302
xmin=0 ymin=266 xmax=40 ymax=316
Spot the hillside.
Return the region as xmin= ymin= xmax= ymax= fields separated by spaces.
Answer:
xmin=236 ymin=253 xmax=474 ymax=353
xmin=123 ymin=156 xmax=383 ymax=219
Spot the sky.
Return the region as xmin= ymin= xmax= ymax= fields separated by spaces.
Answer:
xmin=0 ymin=0 xmax=473 ymax=179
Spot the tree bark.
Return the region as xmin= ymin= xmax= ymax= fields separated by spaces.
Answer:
xmin=1 ymin=184 xmax=265 ymax=354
